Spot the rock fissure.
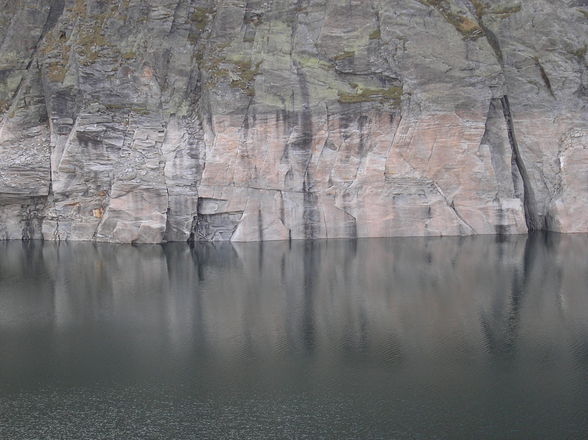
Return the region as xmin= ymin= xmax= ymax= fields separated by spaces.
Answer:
xmin=499 ymin=95 xmax=540 ymax=231
xmin=0 ymin=0 xmax=586 ymax=242
xmin=534 ymin=58 xmax=556 ymax=98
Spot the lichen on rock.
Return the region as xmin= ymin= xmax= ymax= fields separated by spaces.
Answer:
xmin=0 ymin=0 xmax=586 ymax=243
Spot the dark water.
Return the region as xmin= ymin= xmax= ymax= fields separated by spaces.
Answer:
xmin=1 ymin=234 xmax=587 ymax=439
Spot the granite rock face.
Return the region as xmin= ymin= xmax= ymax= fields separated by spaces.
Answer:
xmin=0 ymin=0 xmax=586 ymax=243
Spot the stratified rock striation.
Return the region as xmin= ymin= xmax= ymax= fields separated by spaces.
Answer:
xmin=0 ymin=0 xmax=586 ymax=243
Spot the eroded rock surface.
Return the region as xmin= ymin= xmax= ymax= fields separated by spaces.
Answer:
xmin=0 ymin=0 xmax=586 ymax=242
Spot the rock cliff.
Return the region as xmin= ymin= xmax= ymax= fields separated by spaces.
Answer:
xmin=0 ymin=0 xmax=586 ymax=242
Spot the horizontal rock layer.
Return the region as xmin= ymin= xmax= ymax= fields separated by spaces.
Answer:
xmin=0 ymin=0 xmax=586 ymax=243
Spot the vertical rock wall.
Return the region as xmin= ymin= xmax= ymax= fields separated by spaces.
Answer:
xmin=0 ymin=0 xmax=586 ymax=242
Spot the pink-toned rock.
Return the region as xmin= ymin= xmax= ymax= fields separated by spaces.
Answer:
xmin=0 ymin=0 xmax=586 ymax=242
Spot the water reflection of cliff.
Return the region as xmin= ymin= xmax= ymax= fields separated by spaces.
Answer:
xmin=2 ymin=234 xmax=588 ymax=438
xmin=1 ymin=234 xmax=588 ymax=374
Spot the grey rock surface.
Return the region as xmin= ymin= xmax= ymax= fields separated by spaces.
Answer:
xmin=0 ymin=0 xmax=586 ymax=242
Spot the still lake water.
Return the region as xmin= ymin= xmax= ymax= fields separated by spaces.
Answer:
xmin=0 ymin=234 xmax=587 ymax=439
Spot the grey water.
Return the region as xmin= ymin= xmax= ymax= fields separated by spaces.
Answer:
xmin=0 ymin=234 xmax=587 ymax=439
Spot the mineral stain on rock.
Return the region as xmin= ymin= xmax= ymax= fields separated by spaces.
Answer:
xmin=0 ymin=0 xmax=586 ymax=242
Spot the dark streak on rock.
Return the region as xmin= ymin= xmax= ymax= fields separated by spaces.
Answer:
xmin=42 ymin=0 xmax=65 ymax=35
xmin=534 ymin=58 xmax=556 ymax=98
xmin=303 ymin=172 xmax=319 ymax=239
xmin=480 ymin=24 xmax=503 ymax=65
xmin=500 ymin=96 xmax=540 ymax=231
xmin=257 ymin=207 xmax=263 ymax=242
xmin=279 ymin=190 xmax=285 ymax=225
xmin=20 ymin=196 xmax=47 ymax=240
xmin=358 ymin=114 xmax=368 ymax=156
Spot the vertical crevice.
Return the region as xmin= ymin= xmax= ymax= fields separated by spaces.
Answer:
xmin=468 ymin=3 xmax=542 ymax=232
xmin=500 ymin=96 xmax=540 ymax=231
xmin=479 ymin=23 xmax=503 ymax=65
xmin=534 ymin=57 xmax=556 ymax=98
xmin=41 ymin=0 xmax=65 ymax=35
xmin=188 ymin=213 xmax=198 ymax=244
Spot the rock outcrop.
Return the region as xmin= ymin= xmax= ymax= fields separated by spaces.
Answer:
xmin=0 ymin=0 xmax=586 ymax=242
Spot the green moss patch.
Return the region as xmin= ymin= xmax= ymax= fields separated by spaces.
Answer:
xmin=470 ymin=1 xmax=521 ymax=19
xmin=121 ymin=51 xmax=136 ymax=60
xmin=492 ymin=5 xmax=521 ymax=15
xmin=369 ymin=30 xmax=381 ymax=40
xmin=0 ymin=99 xmax=9 ymax=113
xmin=41 ymin=30 xmax=71 ymax=82
xmin=229 ymin=60 xmax=262 ymax=97
xmin=203 ymin=54 xmax=262 ymax=97
xmin=417 ymin=0 xmax=483 ymax=40
xmin=333 ymin=51 xmax=355 ymax=61
xmin=190 ymin=7 xmax=215 ymax=33
xmin=47 ymin=63 xmax=67 ymax=82
xmin=104 ymin=104 xmax=150 ymax=115
xmin=338 ymin=85 xmax=403 ymax=105
xmin=570 ymin=45 xmax=587 ymax=59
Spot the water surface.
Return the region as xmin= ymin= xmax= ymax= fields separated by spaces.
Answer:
xmin=1 ymin=234 xmax=587 ymax=439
